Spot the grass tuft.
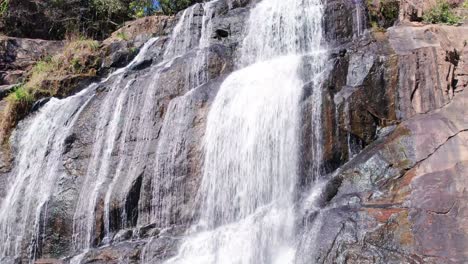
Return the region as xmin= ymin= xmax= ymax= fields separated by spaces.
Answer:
xmin=0 ymin=36 xmax=102 ymax=146
xmin=423 ymin=0 xmax=461 ymax=25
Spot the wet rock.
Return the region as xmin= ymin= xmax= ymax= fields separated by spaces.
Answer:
xmin=113 ymin=229 xmax=134 ymax=243
xmin=130 ymin=58 xmax=153 ymax=71
xmin=137 ymin=223 xmax=160 ymax=239
xmin=30 ymin=97 xmax=51 ymax=113
xmin=307 ymin=83 xmax=468 ymax=264
xmin=101 ymin=16 xmax=176 ymax=71
xmin=70 ymin=241 xmax=145 ymax=264
xmin=0 ymin=84 xmax=17 ymax=99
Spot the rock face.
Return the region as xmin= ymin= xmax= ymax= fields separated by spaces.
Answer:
xmin=302 ymin=0 xmax=468 ymax=263
xmin=0 ymin=0 xmax=467 ymax=263
xmin=0 ymin=36 xmax=64 ymax=85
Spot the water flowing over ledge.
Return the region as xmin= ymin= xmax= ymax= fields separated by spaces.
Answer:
xmin=166 ymin=0 xmax=327 ymax=263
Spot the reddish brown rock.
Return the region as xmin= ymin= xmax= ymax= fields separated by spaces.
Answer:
xmin=389 ymin=24 xmax=468 ymax=119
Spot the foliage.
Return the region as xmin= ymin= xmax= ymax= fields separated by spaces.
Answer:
xmin=464 ymin=0 xmax=468 ymax=8
xmin=130 ymin=0 xmax=158 ymax=18
xmin=0 ymin=37 xmax=102 ymax=145
xmin=116 ymin=31 xmax=128 ymax=40
xmin=91 ymin=0 xmax=126 ymax=16
xmin=0 ymin=0 xmax=8 ymax=17
xmin=159 ymin=0 xmax=199 ymax=15
xmin=367 ymin=0 xmax=400 ymax=29
xmin=423 ymin=0 xmax=461 ymax=25
xmin=6 ymin=85 xmax=34 ymax=104
xmin=380 ymin=1 xmax=399 ymax=22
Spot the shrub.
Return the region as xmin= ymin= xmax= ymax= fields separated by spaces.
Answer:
xmin=7 ymin=85 xmax=34 ymax=104
xmin=367 ymin=0 xmax=400 ymax=29
xmin=0 ymin=0 xmax=8 ymax=17
xmin=116 ymin=31 xmax=128 ymax=41
xmin=130 ymin=0 xmax=158 ymax=18
xmin=159 ymin=0 xmax=200 ymax=15
xmin=423 ymin=0 xmax=461 ymax=25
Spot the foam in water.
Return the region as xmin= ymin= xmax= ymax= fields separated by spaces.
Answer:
xmin=166 ymin=0 xmax=325 ymax=263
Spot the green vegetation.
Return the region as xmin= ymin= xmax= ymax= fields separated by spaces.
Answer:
xmin=159 ymin=0 xmax=199 ymax=15
xmin=0 ymin=0 xmax=8 ymax=17
xmin=129 ymin=47 xmax=138 ymax=54
xmin=130 ymin=0 xmax=158 ymax=18
xmin=0 ymin=37 xmax=102 ymax=144
xmin=116 ymin=31 xmax=128 ymax=41
xmin=423 ymin=0 xmax=461 ymax=25
xmin=7 ymin=85 xmax=34 ymax=104
xmin=91 ymin=0 xmax=126 ymax=16
xmin=464 ymin=0 xmax=468 ymax=9
xmin=367 ymin=0 xmax=400 ymax=30
xmin=380 ymin=0 xmax=399 ymax=23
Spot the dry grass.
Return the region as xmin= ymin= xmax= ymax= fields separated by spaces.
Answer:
xmin=0 ymin=37 xmax=102 ymax=147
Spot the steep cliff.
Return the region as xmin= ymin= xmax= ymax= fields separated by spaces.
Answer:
xmin=0 ymin=0 xmax=466 ymax=263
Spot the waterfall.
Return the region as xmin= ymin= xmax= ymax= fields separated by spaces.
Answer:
xmin=164 ymin=1 xmax=218 ymax=89
xmin=0 ymin=88 xmax=95 ymax=262
xmin=166 ymin=0 xmax=325 ymax=263
xmin=71 ymin=38 xmax=163 ymax=251
xmin=74 ymin=0 xmax=220 ymax=255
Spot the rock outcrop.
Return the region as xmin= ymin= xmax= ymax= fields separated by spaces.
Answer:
xmin=302 ymin=0 xmax=468 ymax=263
xmin=0 ymin=36 xmax=64 ymax=85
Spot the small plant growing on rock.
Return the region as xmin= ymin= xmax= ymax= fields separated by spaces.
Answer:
xmin=116 ymin=31 xmax=128 ymax=41
xmin=0 ymin=37 xmax=102 ymax=147
xmin=7 ymin=85 xmax=34 ymax=104
xmin=0 ymin=0 xmax=8 ymax=17
xmin=367 ymin=0 xmax=400 ymax=29
xmin=423 ymin=0 xmax=461 ymax=25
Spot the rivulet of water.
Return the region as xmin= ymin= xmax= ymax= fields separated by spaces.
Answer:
xmin=0 ymin=88 xmax=95 ymax=262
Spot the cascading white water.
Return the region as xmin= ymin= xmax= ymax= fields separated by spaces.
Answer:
xmin=0 ymin=37 xmax=162 ymax=263
xmin=164 ymin=1 xmax=219 ymax=89
xmin=167 ymin=0 xmax=325 ymax=263
xmin=0 ymin=88 xmax=95 ymax=262
xmin=74 ymin=0 xmax=221 ymax=253
xmin=71 ymin=38 xmax=160 ymax=251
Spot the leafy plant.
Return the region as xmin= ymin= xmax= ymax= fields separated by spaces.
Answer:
xmin=423 ymin=0 xmax=461 ymax=25
xmin=159 ymin=0 xmax=199 ymax=15
xmin=91 ymin=0 xmax=126 ymax=16
xmin=7 ymin=85 xmax=34 ymax=103
xmin=367 ymin=0 xmax=400 ymax=29
xmin=130 ymin=0 xmax=158 ymax=18
xmin=0 ymin=0 xmax=8 ymax=17
xmin=116 ymin=31 xmax=128 ymax=40
xmin=129 ymin=47 xmax=138 ymax=54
